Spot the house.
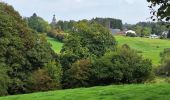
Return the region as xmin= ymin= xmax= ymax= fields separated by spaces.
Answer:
xmin=149 ymin=34 xmax=159 ymax=39
xmin=125 ymin=30 xmax=136 ymax=34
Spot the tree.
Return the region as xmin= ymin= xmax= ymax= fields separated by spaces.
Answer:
xmin=92 ymin=45 xmax=152 ymax=84
xmin=0 ymin=2 xmax=58 ymax=95
xmin=0 ymin=65 xmax=10 ymax=96
xmin=26 ymin=13 xmax=51 ymax=33
xmin=141 ymin=27 xmax=152 ymax=36
xmin=63 ymin=59 xmax=93 ymax=88
xmin=61 ymin=21 xmax=116 ymax=58
xmin=156 ymin=48 xmax=170 ymax=76
xmin=147 ymin=0 xmax=170 ymax=21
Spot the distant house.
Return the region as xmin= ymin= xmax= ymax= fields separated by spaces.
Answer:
xmin=110 ymin=29 xmax=121 ymax=35
xmin=149 ymin=34 xmax=159 ymax=39
xmin=125 ymin=30 xmax=136 ymax=35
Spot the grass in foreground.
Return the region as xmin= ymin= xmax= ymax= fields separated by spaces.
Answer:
xmin=115 ymin=36 xmax=170 ymax=65
xmin=47 ymin=37 xmax=63 ymax=53
xmin=0 ymin=83 xmax=170 ymax=100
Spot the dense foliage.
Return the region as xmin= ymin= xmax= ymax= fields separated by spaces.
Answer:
xmin=0 ymin=3 xmax=61 ymax=95
xmin=91 ymin=18 xmax=123 ymax=30
xmin=156 ymin=48 xmax=170 ymax=76
xmin=62 ymin=45 xmax=152 ymax=88
xmin=25 ymin=13 xmax=51 ymax=33
xmin=126 ymin=22 xmax=170 ymax=37
xmin=92 ymin=45 xmax=152 ymax=84
xmin=147 ymin=0 xmax=170 ymax=21
xmin=47 ymin=29 xmax=67 ymax=42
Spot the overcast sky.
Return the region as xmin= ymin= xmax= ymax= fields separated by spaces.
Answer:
xmin=3 ymin=0 xmax=152 ymax=24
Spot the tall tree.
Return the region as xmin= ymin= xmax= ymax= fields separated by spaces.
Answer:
xmin=147 ymin=0 xmax=170 ymax=21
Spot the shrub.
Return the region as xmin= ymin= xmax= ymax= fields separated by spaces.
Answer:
xmin=92 ymin=45 xmax=152 ymax=85
xmin=47 ymin=29 xmax=67 ymax=42
xmin=156 ymin=48 xmax=170 ymax=76
xmin=63 ymin=59 xmax=93 ymax=88
xmin=27 ymin=69 xmax=58 ymax=92
xmin=126 ymin=32 xmax=136 ymax=37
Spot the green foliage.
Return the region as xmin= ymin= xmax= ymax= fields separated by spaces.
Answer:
xmin=27 ymin=69 xmax=58 ymax=92
xmin=0 ymin=66 xmax=10 ymax=96
xmin=126 ymin=32 xmax=136 ymax=37
xmin=26 ymin=13 xmax=51 ymax=33
xmin=0 ymin=2 xmax=58 ymax=95
xmin=93 ymin=45 xmax=152 ymax=84
xmin=147 ymin=0 xmax=170 ymax=21
xmin=128 ymin=22 xmax=170 ymax=36
xmin=47 ymin=29 xmax=67 ymax=42
xmin=63 ymin=59 xmax=93 ymax=88
xmin=45 ymin=61 xmax=63 ymax=89
xmin=54 ymin=20 xmax=76 ymax=32
xmin=91 ymin=17 xmax=123 ymax=30
xmin=156 ymin=48 xmax=170 ymax=76
xmin=61 ymin=21 xmax=116 ymax=58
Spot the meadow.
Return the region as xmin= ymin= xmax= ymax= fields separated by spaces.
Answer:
xmin=47 ymin=36 xmax=170 ymax=65
xmin=115 ymin=36 xmax=170 ymax=65
xmin=47 ymin=37 xmax=63 ymax=53
xmin=0 ymin=83 xmax=170 ymax=100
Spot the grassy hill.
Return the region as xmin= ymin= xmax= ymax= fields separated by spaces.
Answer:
xmin=47 ymin=37 xmax=63 ymax=53
xmin=0 ymin=83 xmax=170 ymax=100
xmin=115 ymin=36 xmax=170 ymax=65
xmin=47 ymin=36 xmax=170 ymax=65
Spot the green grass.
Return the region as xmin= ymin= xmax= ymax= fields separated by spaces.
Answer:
xmin=115 ymin=36 xmax=170 ymax=65
xmin=1 ymin=83 xmax=170 ymax=100
xmin=47 ymin=36 xmax=170 ymax=65
xmin=47 ymin=37 xmax=63 ymax=53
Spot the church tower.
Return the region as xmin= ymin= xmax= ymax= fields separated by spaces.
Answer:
xmin=51 ymin=14 xmax=57 ymax=27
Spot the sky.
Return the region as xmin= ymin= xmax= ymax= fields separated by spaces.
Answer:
xmin=2 ymin=0 xmax=152 ymax=24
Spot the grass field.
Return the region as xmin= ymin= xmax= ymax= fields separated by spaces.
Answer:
xmin=115 ymin=36 xmax=170 ymax=65
xmin=47 ymin=36 xmax=170 ymax=65
xmin=1 ymin=83 xmax=170 ymax=100
xmin=47 ymin=37 xmax=63 ymax=53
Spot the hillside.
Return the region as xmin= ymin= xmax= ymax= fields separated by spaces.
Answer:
xmin=0 ymin=83 xmax=170 ymax=100
xmin=47 ymin=36 xmax=170 ymax=65
xmin=115 ymin=36 xmax=170 ymax=65
xmin=47 ymin=37 xmax=63 ymax=53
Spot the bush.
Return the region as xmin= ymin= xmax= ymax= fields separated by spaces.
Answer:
xmin=47 ymin=29 xmax=67 ymax=42
xmin=92 ymin=45 xmax=152 ymax=85
xmin=126 ymin=32 xmax=136 ymax=37
xmin=156 ymin=48 xmax=170 ymax=76
xmin=26 ymin=61 xmax=62 ymax=92
xmin=63 ymin=59 xmax=93 ymax=88
xmin=27 ymin=69 xmax=58 ymax=92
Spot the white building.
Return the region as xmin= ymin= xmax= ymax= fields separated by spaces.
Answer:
xmin=125 ymin=30 xmax=136 ymax=35
xmin=149 ymin=34 xmax=159 ymax=39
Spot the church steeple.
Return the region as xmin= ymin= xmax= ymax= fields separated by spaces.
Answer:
xmin=51 ymin=14 xmax=57 ymax=26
